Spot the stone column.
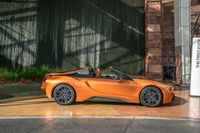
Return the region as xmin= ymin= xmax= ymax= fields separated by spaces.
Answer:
xmin=145 ymin=0 xmax=163 ymax=80
xmin=174 ymin=0 xmax=191 ymax=85
xmin=162 ymin=0 xmax=175 ymax=81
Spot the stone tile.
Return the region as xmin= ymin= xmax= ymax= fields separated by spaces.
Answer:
xmin=147 ymin=24 xmax=160 ymax=32
xmin=146 ymin=72 xmax=163 ymax=80
xmin=162 ymin=38 xmax=174 ymax=48
xmin=162 ymin=56 xmax=175 ymax=65
xmin=147 ymin=33 xmax=161 ymax=41
xmin=147 ymin=39 xmax=161 ymax=48
xmin=145 ymin=55 xmax=162 ymax=64
xmin=162 ymin=26 xmax=174 ymax=33
xmin=163 ymin=5 xmax=174 ymax=13
xmin=147 ymin=16 xmax=161 ymax=24
xmin=162 ymin=20 xmax=174 ymax=26
xmin=163 ymin=50 xmax=175 ymax=56
xmin=162 ymin=0 xmax=174 ymax=4
xmin=147 ymin=48 xmax=162 ymax=55
xmin=147 ymin=65 xmax=162 ymax=73
xmin=0 ymin=90 xmax=199 ymax=119
xmin=162 ymin=32 xmax=174 ymax=39
xmin=147 ymin=2 xmax=161 ymax=13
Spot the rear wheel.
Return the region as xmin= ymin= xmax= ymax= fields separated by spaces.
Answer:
xmin=53 ymin=84 xmax=76 ymax=105
xmin=140 ymin=86 xmax=162 ymax=107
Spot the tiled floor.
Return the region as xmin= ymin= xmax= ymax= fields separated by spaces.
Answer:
xmin=0 ymin=90 xmax=199 ymax=119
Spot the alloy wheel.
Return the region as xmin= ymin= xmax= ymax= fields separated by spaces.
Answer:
xmin=140 ymin=86 xmax=162 ymax=107
xmin=53 ymin=84 xmax=75 ymax=105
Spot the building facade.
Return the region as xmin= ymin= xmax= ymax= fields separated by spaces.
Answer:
xmin=0 ymin=0 xmax=199 ymax=85
xmin=145 ymin=0 xmax=200 ymax=85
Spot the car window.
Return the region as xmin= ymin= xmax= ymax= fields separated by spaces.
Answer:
xmin=100 ymin=69 xmax=119 ymax=80
xmin=109 ymin=66 xmax=133 ymax=80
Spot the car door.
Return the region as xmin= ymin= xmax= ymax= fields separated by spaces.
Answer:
xmin=86 ymin=78 xmax=138 ymax=97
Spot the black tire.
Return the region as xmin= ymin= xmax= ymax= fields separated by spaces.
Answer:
xmin=140 ymin=86 xmax=162 ymax=107
xmin=53 ymin=84 xmax=76 ymax=105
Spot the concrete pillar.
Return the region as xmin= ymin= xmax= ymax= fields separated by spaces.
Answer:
xmin=174 ymin=0 xmax=191 ymax=85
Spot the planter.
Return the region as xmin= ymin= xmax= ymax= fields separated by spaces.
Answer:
xmin=0 ymin=82 xmax=44 ymax=99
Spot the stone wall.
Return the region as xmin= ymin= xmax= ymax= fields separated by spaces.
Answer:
xmin=162 ymin=0 xmax=175 ymax=81
xmin=145 ymin=0 xmax=175 ymax=81
xmin=145 ymin=0 xmax=163 ymax=80
xmin=191 ymin=0 xmax=200 ymax=37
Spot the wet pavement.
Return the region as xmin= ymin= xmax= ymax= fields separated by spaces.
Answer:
xmin=0 ymin=117 xmax=200 ymax=133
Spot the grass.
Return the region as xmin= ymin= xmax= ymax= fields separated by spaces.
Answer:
xmin=0 ymin=65 xmax=62 ymax=81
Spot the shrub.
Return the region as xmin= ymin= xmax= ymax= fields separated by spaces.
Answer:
xmin=0 ymin=65 xmax=62 ymax=81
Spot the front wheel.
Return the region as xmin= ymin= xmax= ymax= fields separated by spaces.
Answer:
xmin=53 ymin=84 xmax=76 ymax=105
xmin=140 ymin=86 xmax=162 ymax=107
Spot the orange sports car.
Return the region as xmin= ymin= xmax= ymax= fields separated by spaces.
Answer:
xmin=41 ymin=66 xmax=175 ymax=107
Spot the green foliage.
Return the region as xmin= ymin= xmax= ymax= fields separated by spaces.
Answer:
xmin=0 ymin=65 xmax=62 ymax=80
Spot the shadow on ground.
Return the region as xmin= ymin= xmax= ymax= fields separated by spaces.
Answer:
xmin=161 ymin=96 xmax=188 ymax=107
xmin=76 ymin=96 xmax=187 ymax=107
xmin=0 ymin=95 xmax=187 ymax=108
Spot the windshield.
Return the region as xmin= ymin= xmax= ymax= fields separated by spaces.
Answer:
xmin=109 ymin=66 xmax=133 ymax=80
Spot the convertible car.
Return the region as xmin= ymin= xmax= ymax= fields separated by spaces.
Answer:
xmin=41 ymin=66 xmax=175 ymax=107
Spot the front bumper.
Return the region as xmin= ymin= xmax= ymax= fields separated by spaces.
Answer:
xmin=171 ymin=93 xmax=175 ymax=101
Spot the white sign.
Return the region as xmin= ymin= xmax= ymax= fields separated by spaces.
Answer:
xmin=190 ymin=38 xmax=200 ymax=96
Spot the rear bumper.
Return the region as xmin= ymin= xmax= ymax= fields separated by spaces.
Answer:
xmin=41 ymin=81 xmax=46 ymax=90
xmin=41 ymin=86 xmax=44 ymax=90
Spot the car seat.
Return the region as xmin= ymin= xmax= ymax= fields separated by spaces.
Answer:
xmin=95 ymin=68 xmax=101 ymax=78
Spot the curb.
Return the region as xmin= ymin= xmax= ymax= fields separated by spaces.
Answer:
xmin=0 ymin=95 xmax=46 ymax=103
xmin=0 ymin=115 xmax=199 ymax=121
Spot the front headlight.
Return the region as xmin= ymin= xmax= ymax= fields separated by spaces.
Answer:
xmin=166 ymin=85 xmax=174 ymax=92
